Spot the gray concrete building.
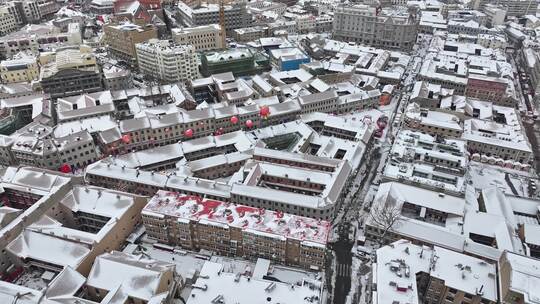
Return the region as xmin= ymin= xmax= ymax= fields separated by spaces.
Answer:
xmin=177 ymin=1 xmax=250 ymax=34
xmin=475 ymin=0 xmax=537 ymax=17
xmin=39 ymin=46 xmax=103 ymax=98
xmin=332 ymin=4 xmax=419 ymax=51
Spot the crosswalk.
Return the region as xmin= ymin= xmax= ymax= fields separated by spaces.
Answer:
xmin=336 ymin=263 xmax=351 ymax=277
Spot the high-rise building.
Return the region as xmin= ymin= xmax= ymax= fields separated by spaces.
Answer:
xmin=136 ymin=39 xmax=200 ymax=83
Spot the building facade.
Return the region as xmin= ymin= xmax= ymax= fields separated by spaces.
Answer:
xmin=172 ymin=24 xmax=224 ymax=51
xmin=499 ymin=251 xmax=540 ymax=304
xmin=136 ymin=39 xmax=199 ymax=83
xmin=142 ymin=190 xmax=329 ymax=269
xmin=177 ymin=1 xmax=250 ymax=34
xmin=103 ymin=21 xmax=158 ymax=66
xmin=332 ymin=4 xmax=419 ymax=51
xmin=0 ymin=7 xmax=17 ymax=36
xmin=0 ymin=23 xmax=81 ymax=58
xmin=201 ymin=48 xmax=264 ymax=77
xmin=0 ymin=55 xmax=39 ymax=84
xmin=102 ymin=66 xmax=133 ymax=91
xmin=39 ymin=46 xmax=103 ymax=98
xmin=477 ymin=0 xmax=537 ymax=17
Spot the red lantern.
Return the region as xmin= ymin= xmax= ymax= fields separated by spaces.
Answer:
xmin=230 ymin=116 xmax=239 ymax=124
xmin=184 ymin=129 xmax=194 ymax=137
xmin=259 ymin=106 xmax=270 ymax=117
xmin=245 ymin=120 xmax=254 ymax=128
xmin=121 ymin=134 xmax=131 ymax=144
xmin=60 ymin=164 xmax=71 ymax=173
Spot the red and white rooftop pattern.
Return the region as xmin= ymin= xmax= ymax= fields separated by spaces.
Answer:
xmin=144 ymin=190 xmax=330 ymax=245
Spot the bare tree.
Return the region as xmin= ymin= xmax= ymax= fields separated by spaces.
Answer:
xmin=369 ymin=198 xmax=401 ymax=248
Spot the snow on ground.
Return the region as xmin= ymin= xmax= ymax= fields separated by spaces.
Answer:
xmin=468 ymin=161 xmax=538 ymax=197
xmin=210 ymin=255 xmax=253 ymax=275
xmin=13 ymin=269 xmax=51 ymax=291
xmin=128 ymin=243 xmax=208 ymax=280
xmin=270 ymin=264 xmax=321 ymax=284
xmin=344 ymin=256 xmax=373 ymax=304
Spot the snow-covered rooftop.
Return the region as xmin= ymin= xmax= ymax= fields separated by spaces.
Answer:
xmin=376 ymin=240 xmax=497 ymax=304
xmin=144 ymin=190 xmax=330 ymax=245
xmin=384 ymin=130 xmax=468 ymax=194
xmin=463 ymin=118 xmax=532 ymax=153
xmin=187 ymin=260 xmax=322 ymax=304
xmin=7 ymin=228 xmax=91 ymax=269
xmin=87 ymin=251 xmax=175 ymax=301
xmin=502 ymin=251 xmax=540 ymax=304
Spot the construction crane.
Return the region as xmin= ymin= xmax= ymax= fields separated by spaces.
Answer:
xmin=219 ymin=0 xmax=226 ymax=48
xmin=198 ymin=0 xmax=229 ymax=48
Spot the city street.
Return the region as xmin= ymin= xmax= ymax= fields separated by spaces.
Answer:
xmin=4 ymin=2 xmax=540 ymax=304
xmin=512 ymin=51 xmax=540 ymax=173
xmin=329 ymin=227 xmax=353 ymax=304
xmin=327 ymin=32 xmax=434 ymax=304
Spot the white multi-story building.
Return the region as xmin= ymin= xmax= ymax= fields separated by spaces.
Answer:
xmin=172 ymin=24 xmax=224 ymax=51
xmin=463 ymin=118 xmax=532 ymax=164
xmin=9 ymin=122 xmax=100 ymax=169
xmin=18 ymin=0 xmax=41 ymax=23
xmin=136 ymin=39 xmax=200 ymax=83
xmin=483 ymin=4 xmax=506 ymax=26
xmin=403 ymin=103 xmax=463 ymax=138
xmin=365 ymin=182 xmax=527 ymax=262
xmin=477 ymin=33 xmax=507 ymax=49
xmin=177 ymin=1 xmax=250 ymax=34
xmin=2 ymin=2 xmax=24 ymax=25
xmin=476 ymin=0 xmax=537 ymax=17
xmin=0 ymin=6 xmax=17 ymax=36
xmin=383 ymin=130 xmax=468 ymax=195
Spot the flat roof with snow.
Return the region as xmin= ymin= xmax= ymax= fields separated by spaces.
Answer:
xmin=187 ymin=261 xmax=322 ymax=304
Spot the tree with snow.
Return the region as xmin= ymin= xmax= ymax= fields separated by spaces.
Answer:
xmin=369 ymin=198 xmax=401 ymax=248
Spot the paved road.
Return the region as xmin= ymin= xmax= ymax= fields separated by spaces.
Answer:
xmin=330 ymin=226 xmax=354 ymax=304
xmin=512 ymin=51 xmax=540 ymax=173
xmin=524 ymin=120 xmax=540 ymax=173
xmin=328 ymin=33 xmax=432 ymax=304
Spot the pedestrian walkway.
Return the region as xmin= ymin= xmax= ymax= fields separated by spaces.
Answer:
xmin=336 ymin=263 xmax=351 ymax=277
